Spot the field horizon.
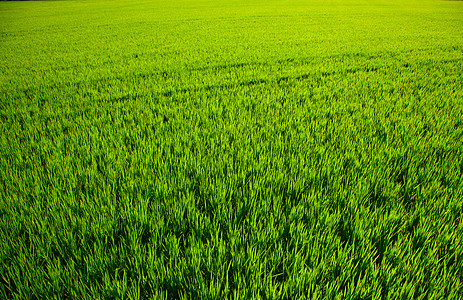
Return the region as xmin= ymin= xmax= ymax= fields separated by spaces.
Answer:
xmin=1 ymin=0 xmax=463 ymax=299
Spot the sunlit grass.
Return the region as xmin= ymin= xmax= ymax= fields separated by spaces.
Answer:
xmin=1 ymin=0 xmax=462 ymax=298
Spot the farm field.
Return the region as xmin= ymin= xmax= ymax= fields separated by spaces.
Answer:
xmin=1 ymin=0 xmax=463 ymax=298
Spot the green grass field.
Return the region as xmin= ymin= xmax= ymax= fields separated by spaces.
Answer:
xmin=1 ymin=0 xmax=463 ymax=298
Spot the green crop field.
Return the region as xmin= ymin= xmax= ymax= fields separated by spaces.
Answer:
xmin=1 ymin=0 xmax=463 ymax=298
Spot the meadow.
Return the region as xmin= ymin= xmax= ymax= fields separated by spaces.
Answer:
xmin=1 ymin=0 xmax=463 ymax=298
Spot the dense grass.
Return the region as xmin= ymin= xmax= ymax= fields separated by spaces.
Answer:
xmin=1 ymin=0 xmax=463 ymax=298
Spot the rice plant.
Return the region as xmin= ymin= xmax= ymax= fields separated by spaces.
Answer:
xmin=1 ymin=0 xmax=462 ymax=298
